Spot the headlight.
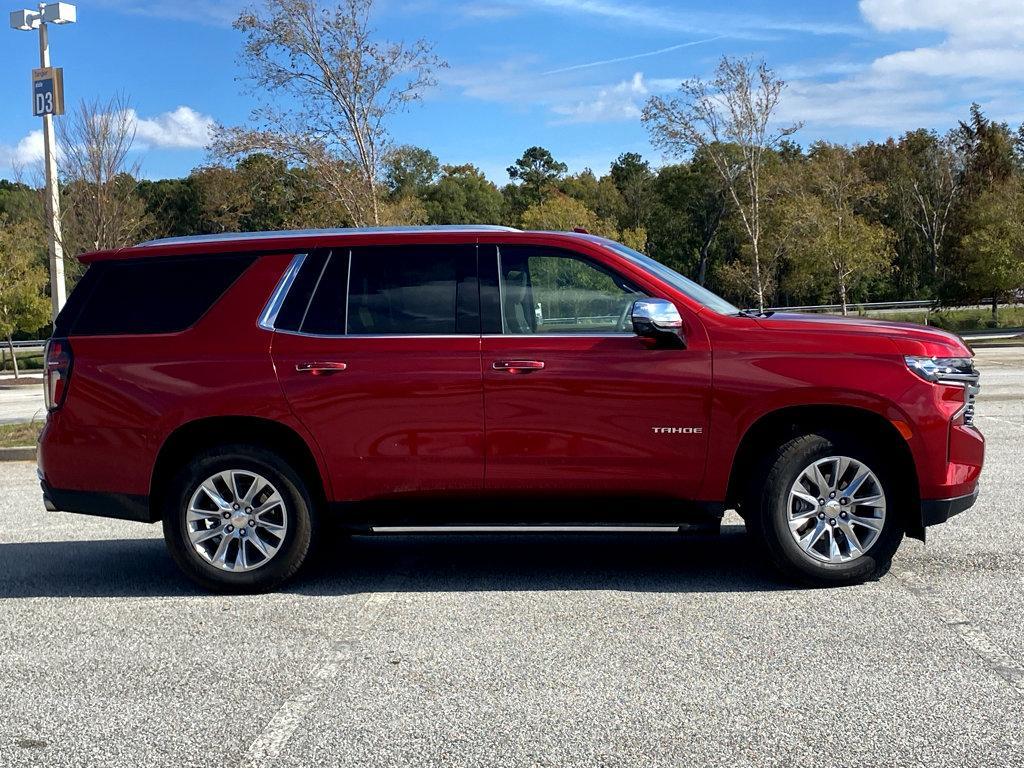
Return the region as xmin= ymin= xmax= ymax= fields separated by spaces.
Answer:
xmin=904 ymin=356 xmax=976 ymax=383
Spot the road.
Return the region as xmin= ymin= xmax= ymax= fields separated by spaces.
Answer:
xmin=0 ymin=351 xmax=1022 ymax=766
xmin=0 ymin=379 xmax=44 ymax=426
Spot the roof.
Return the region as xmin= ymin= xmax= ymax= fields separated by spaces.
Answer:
xmin=79 ymin=225 xmax=600 ymax=264
xmin=138 ymin=225 xmax=520 ymax=248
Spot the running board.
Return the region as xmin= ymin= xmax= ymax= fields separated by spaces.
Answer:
xmin=370 ymin=525 xmax=685 ymax=534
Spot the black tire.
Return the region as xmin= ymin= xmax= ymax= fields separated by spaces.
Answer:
xmin=745 ymin=432 xmax=904 ymax=586
xmin=162 ymin=443 xmax=317 ymax=593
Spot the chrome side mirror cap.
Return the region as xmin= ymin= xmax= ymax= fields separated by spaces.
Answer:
xmin=632 ymin=298 xmax=686 ymax=348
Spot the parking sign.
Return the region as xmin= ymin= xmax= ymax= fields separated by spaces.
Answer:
xmin=32 ymin=67 xmax=64 ymax=117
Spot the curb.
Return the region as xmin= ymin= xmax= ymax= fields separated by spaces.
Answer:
xmin=0 ymin=446 xmax=36 ymax=462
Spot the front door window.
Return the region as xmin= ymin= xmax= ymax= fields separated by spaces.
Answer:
xmin=497 ymin=246 xmax=644 ymax=334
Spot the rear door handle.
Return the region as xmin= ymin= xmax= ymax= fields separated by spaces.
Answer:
xmin=296 ymin=361 xmax=347 ymax=375
xmin=492 ymin=360 xmax=545 ymax=374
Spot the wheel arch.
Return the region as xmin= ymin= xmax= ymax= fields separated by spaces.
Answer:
xmin=149 ymin=416 xmax=328 ymax=522
xmin=726 ymin=404 xmax=923 ymax=539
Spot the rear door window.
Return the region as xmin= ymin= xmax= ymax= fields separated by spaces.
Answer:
xmin=293 ymin=244 xmax=479 ymax=336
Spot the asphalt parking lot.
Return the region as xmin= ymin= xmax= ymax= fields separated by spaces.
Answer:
xmin=1 ymin=349 xmax=1022 ymax=767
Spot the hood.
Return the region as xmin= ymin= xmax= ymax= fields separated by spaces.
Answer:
xmin=756 ymin=312 xmax=971 ymax=357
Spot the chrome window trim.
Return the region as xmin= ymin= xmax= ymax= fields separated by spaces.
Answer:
xmin=270 ymin=330 xmax=482 ymax=340
xmin=264 ymin=329 xmax=636 ymax=340
xmin=483 ymin=332 xmax=637 ymax=339
xmin=257 ymin=253 xmax=307 ymax=332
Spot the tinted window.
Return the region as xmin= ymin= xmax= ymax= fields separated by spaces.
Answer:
xmin=345 ymin=245 xmax=477 ymax=335
xmin=62 ymin=254 xmax=254 ymax=336
xmin=587 ymin=236 xmax=740 ymax=315
xmin=274 ymin=251 xmax=329 ymax=332
xmin=300 ymin=250 xmax=351 ymax=335
xmin=497 ymin=245 xmax=643 ymax=334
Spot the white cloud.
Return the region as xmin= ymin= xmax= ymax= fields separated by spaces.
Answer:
xmin=856 ymin=0 xmax=1024 ymax=84
xmin=446 ymin=57 xmax=681 ymax=126
xmin=552 ymin=72 xmax=649 ymax=123
xmin=1 ymin=106 xmax=213 ymax=177
xmin=130 ymin=106 xmax=215 ymax=149
xmin=0 ymin=130 xmax=45 ymax=169
xmin=777 ymin=0 xmax=1024 ymax=132
xmin=859 ymin=0 xmax=1024 ymax=42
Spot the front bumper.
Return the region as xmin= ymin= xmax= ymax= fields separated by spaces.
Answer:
xmin=921 ymin=486 xmax=979 ymax=527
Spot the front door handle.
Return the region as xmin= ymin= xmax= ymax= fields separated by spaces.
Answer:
xmin=492 ymin=360 xmax=545 ymax=374
xmin=296 ymin=361 xmax=347 ymax=376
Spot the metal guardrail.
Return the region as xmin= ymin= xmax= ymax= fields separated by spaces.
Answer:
xmin=754 ymin=299 xmax=1023 ymax=314
xmin=756 ymin=299 xmax=936 ymax=313
xmin=961 ymin=327 xmax=1024 ymax=340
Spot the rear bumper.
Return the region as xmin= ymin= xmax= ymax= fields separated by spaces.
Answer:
xmin=41 ymin=480 xmax=156 ymax=523
xmin=921 ymin=486 xmax=978 ymax=527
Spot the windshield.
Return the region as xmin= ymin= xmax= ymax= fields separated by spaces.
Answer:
xmin=592 ymin=238 xmax=741 ymax=315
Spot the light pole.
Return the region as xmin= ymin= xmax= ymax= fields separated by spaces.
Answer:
xmin=10 ymin=2 xmax=76 ymax=321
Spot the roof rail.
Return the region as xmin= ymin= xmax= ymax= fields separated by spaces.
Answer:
xmin=138 ymin=225 xmax=521 ymax=247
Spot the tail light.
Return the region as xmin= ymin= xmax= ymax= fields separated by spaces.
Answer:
xmin=44 ymin=338 xmax=73 ymax=411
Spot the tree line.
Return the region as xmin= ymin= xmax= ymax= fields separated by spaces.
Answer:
xmin=3 ymin=0 xmax=1024 ymax=357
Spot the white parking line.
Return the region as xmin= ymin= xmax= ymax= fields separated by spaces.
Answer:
xmin=898 ymin=570 xmax=1024 ymax=698
xmin=242 ymin=590 xmax=398 ymax=765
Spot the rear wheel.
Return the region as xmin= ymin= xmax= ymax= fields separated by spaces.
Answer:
xmin=162 ymin=444 xmax=316 ymax=592
xmin=746 ymin=433 xmax=904 ymax=585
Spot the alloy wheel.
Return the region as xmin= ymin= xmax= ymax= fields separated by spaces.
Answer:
xmin=786 ymin=455 xmax=886 ymax=564
xmin=186 ymin=469 xmax=289 ymax=572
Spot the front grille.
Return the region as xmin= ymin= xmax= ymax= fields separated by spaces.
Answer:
xmin=963 ymin=380 xmax=980 ymax=425
xmin=944 ymin=365 xmax=981 ymax=426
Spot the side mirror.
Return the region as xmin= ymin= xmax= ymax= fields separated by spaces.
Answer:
xmin=632 ymin=298 xmax=686 ymax=348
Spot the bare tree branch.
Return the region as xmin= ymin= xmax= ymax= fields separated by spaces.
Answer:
xmin=211 ymin=0 xmax=446 ymax=226
xmin=643 ymin=56 xmax=801 ymax=312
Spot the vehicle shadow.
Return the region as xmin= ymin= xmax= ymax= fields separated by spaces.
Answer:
xmin=0 ymin=526 xmax=792 ymax=599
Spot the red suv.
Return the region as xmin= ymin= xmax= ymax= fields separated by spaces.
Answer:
xmin=38 ymin=227 xmax=983 ymax=591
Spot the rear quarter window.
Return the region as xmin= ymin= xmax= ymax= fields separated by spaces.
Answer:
xmin=56 ymin=254 xmax=255 ymax=336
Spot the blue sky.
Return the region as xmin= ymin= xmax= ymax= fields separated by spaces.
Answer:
xmin=3 ymin=0 xmax=1023 ymax=183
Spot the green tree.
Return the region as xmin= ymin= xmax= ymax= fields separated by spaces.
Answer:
xmin=520 ymin=193 xmax=645 ymax=250
xmin=0 ymin=180 xmax=40 ymax=224
xmin=609 ymin=152 xmax=654 ymax=230
xmin=0 ymin=216 xmax=50 ymax=378
xmin=953 ymin=103 xmax=1016 ymax=197
xmin=189 ymin=165 xmax=251 ymax=234
xmin=138 ymin=178 xmax=202 ymax=239
xmin=958 ymin=182 xmax=1024 ymax=321
xmin=784 ymin=143 xmax=893 ymax=314
xmin=423 ymin=164 xmax=503 ymax=224
xmin=558 ymin=170 xmax=624 ymax=223
xmin=521 ymin=194 xmax=610 ymax=234
xmin=646 ymin=149 xmax=735 ymax=286
xmin=506 ymin=146 xmax=568 ymax=208
xmin=384 ymin=145 xmax=440 ymax=200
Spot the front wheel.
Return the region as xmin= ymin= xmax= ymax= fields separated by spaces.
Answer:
xmin=162 ymin=444 xmax=317 ymax=592
xmin=746 ymin=433 xmax=905 ymax=585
